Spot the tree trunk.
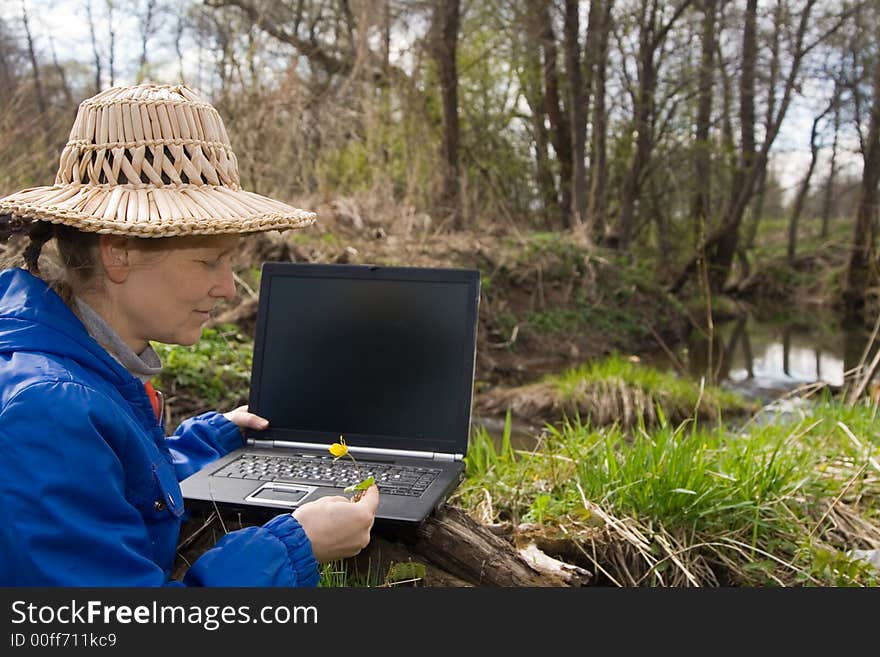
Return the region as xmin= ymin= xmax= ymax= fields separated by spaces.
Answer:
xmin=49 ymin=38 xmax=74 ymax=107
xmin=844 ymin=32 xmax=880 ymax=319
xmin=670 ymin=0 xmax=822 ymax=294
xmin=174 ymin=6 xmax=187 ymax=83
xmin=821 ymin=87 xmax=842 ymax=238
xmin=565 ymin=0 xmax=587 ymax=230
xmin=617 ymin=0 xmax=657 ymax=251
xmin=743 ymin=0 xmax=783 ymax=251
xmin=530 ymin=95 xmax=560 ymax=228
xmin=137 ymin=0 xmax=157 ymax=82
xmin=87 ymin=0 xmax=102 ymax=93
xmin=692 ymin=0 xmax=717 ymax=244
xmin=787 ymin=110 xmax=824 ymax=262
xmin=107 ymin=0 xmax=116 ymax=87
xmin=617 ymin=0 xmax=692 ymax=251
xmin=538 ymin=0 xmax=573 ymax=229
xmin=708 ymin=0 xmax=757 ymax=291
xmin=430 ymin=0 xmax=462 ymax=228
xmin=587 ymin=0 xmax=613 ymax=240
xmin=715 ymin=36 xmax=736 ymax=215
xmin=0 ymin=46 xmax=12 ymax=93
xmin=21 ymin=0 xmax=46 ymax=114
xmin=523 ymin=2 xmax=561 ymax=228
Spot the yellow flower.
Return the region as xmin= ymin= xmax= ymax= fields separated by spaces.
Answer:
xmin=329 ymin=436 xmax=348 ymax=459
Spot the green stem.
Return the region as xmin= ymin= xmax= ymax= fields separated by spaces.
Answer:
xmin=347 ymin=453 xmax=362 ymax=481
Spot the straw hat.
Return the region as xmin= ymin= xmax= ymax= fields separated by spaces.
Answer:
xmin=0 ymin=84 xmax=316 ymax=238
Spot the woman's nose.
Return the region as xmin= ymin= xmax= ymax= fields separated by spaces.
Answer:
xmin=212 ymin=262 xmax=237 ymax=299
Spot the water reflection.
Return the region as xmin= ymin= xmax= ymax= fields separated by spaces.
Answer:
xmin=474 ymin=314 xmax=876 ymax=449
xmin=684 ymin=315 xmax=875 ymax=400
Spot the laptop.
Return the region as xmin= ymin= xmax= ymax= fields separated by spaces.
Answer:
xmin=180 ymin=262 xmax=481 ymax=526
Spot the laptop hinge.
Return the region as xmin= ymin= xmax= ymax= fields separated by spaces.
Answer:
xmin=247 ymin=439 xmax=463 ymax=462
xmin=258 ymin=440 xmax=439 ymax=461
xmin=433 ymin=452 xmax=464 ymax=462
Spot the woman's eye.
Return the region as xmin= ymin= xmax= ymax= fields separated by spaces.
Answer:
xmin=197 ymin=252 xmax=230 ymax=268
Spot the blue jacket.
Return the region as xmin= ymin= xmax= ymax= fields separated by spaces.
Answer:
xmin=0 ymin=268 xmax=319 ymax=587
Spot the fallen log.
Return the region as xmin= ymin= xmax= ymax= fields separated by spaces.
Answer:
xmin=517 ymin=542 xmax=593 ymax=586
xmin=174 ymin=505 xmax=573 ymax=587
xmin=359 ymin=506 xmax=568 ymax=586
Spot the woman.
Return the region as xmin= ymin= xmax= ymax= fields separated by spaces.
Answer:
xmin=0 ymin=83 xmax=378 ymax=586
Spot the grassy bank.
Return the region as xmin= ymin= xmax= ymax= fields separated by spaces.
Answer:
xmin=454 ymin=395 xmax=880 ymax=586
xmin=475 ymin=353 xmax=756 ymax=428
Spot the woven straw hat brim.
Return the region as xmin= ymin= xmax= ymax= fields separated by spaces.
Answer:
xmin=0 ymin=83 xmax=317 ymax=238
xmin=0 ymin=184 xmax=316 ymax=237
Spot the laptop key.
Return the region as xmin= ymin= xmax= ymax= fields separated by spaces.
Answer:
xmin=220 ymin=454 xmax=442 ymax=496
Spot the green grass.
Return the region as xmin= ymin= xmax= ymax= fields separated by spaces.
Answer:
xmin=319 ymin=558 xmax=427 ymax=588
xmin=456 ymin=395 xmax=880 ymax=586
xmin=526 ymin=296 xmax=649 ymax=338
xmin=547 ymin=353 xmax=752 ymax=421
xmin=153 ymin=325 xmax=253 ymax=415
xmin=751 ymin=215 xmax=854 ymax=262
xmin=526 ymin=300 xmax=648 ymax=338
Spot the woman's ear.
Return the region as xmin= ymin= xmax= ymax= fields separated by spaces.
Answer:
xmin=98 ymin=234 xmax=131 ymax=283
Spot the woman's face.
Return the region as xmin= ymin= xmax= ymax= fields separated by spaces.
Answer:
xmin=104 ymin=234 xmax=240 ymax=351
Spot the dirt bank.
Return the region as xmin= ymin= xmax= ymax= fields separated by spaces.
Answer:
xmin=219 ymin=226 xmax=692 ymax=394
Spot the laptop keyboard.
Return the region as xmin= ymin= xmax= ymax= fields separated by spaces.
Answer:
xmin=214 ymin=453 xmax=442 ymax=497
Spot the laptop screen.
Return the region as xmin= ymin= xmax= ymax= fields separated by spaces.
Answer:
xmin=248 ymin=263 xmax=480 ymax=454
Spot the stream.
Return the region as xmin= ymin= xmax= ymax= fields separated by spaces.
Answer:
xmin=679 ymin=314 xmax=875 ymax=402
xmin=474 ymin=312 xmax=878 ymax=450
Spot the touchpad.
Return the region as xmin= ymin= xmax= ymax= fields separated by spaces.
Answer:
xmin=245 ymin=483 xmax=316 ymax=508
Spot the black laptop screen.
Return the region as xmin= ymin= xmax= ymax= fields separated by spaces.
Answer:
xmin=250 ymin=265 xmax=478 ymax=452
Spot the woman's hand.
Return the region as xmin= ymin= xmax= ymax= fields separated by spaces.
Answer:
xmin=222 ymin=405 xmax=269 ymax=433
xmin=292 ymin=485 xmax=380 ymax=562
xmin=222 ymin=406 xmax=380 ymax=560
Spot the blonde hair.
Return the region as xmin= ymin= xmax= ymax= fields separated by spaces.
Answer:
xmin=9 ymin=222 xmax=100 ymax=305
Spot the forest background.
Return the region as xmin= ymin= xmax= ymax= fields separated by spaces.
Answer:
xmin=1 ymin=0 xmax=878 ymax=313
xmin=1 ymin=0 xmax=880 ymax=587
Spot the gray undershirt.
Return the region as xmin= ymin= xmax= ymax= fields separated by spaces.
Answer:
xmin=73 ymin=298 xmax=163 ymax=383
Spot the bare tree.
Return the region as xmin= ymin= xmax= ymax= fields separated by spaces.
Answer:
xmin=49 ymin=38 xmax=74 ymax=107
xmin=0 ymin=19 xmax=17 ymax=93
xmin=735 ymin=0 xmax=759 ymax=262
xmin=174 ymin=0 xmax=187 ymax=82
xmin=821 ymin=82 xmax=842 ymax=238
xmin=86 ymin=0 xmax=102 ymax=93
xmin=564 ymin=0 xmax=586 ymax=229
xmin=788 ymin=102 xmax=832 ymax=262
xmin=106 ymin=0 xmax=116 ymax=87
xmin=670 ymin=0 xmax=850 ymax=294
xmin=537 ymin=0 xmax=573 ymax=229
xmin=21 ymin=0 xmax=46 ymax=114
xmin=522 ymin=2 xmax=560 ymax=228
xmin=616 ymin=0 xmax=693 ymax=251
xmin=137 ymin=0 xmax=159 ymax=82
xmin=587 ymin=0 xmax=613 ymax=240
xmin=743 ymin=0 xmax=784 ymax=251
xmin=692 ymin=0 xmax=718 ymax=244
xmin=430 ymin=0 xmax=462 ymax=227
xmin=844 ymin=9 xmax=880 ymax=318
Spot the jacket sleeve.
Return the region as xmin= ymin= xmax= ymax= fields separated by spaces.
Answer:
xmin=165 ymin=411 xmax=243 ymax=481
xmin=166 ymin=415 xmax=320 ymax=586
xmin=182 ymin=513 xmax=320 ymax=587
xmin=0 ymin=381 xmax=318 ymax=587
